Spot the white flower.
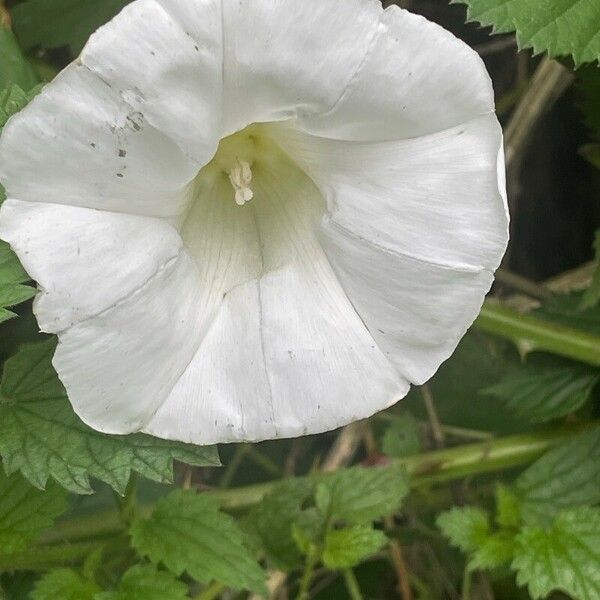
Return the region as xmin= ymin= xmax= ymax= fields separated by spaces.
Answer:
xmin=0 ymin=0 xmax=508 ymax=444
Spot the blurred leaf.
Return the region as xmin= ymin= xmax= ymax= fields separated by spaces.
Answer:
xmin=515 ymin=427 xmax=600 ymax=524
xmin=581 ymin=229 xmax=600 ymax=308
xmin=322 ymin=526 xmax=387 ymax=569
xmin=437 ymin=506 xmax=491 ymax=554
xmin=469 ymin=532 xmax=515 ymax=571
xmin=96 ymin=565 xmax=187 ymax=600
xmin=457 ymin=0 xmax=600 ymax=66
xmin=495 ymin=485 xmax=521 ymax=529
xmin=12 ymin=0 xmax=130 ymax=55
xmin=534 ymin=291 xmax=600 ymax=335
xmin=381 ymin=413 xmax=421 ymax=458
xmin=0 ymin=338 xmax=220 ymax=494
xmin=579 ymin=143 xmax=600 ymax=169
xmin=130 ymin=490 xmax=266 ymax=594
xmin=0 ymin=470 xmax=66 ymax=553
xmin=483 ymin=357 xmax=599 ymax=422
xmin=577 ymin=65 xmax=600 ymax=136
xmin=512 ymin=507 xmax=600 ymax=600
xmin=319 ymin=464 xmax=409 ymax=524
xmin=0 ymin=21 xmax=38 ymax=90
xmin=30 ymin=569 xmax=99 ymax=600
xmin=242 ymin=478 xmax=313 ymax=570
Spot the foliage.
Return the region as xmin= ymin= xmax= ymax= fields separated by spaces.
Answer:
xmin=0 ymin=339 xmax=220 ymax=494
xmin=130 ymin=489 xmax=266 ymax=594
xmin=457 ymin=0 xmax=600 ymax=65
xmin=0 ymin=0 xmax=600 ymax=598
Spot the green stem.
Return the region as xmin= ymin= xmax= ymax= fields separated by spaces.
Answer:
xmin=0 ymin=541 xmax=102 ymax=571
xmin=461 ymin=565 xmax=472 ymax=600
xmin=29 ymin=423 xmax=593 ymax=571
xmin=342 ymin=569 xmax=364 ymax=600
xmin=296 ymin=549 xmax=319 ymax=600
xmin=475 ymin=302 xmax=600 ymax=366
xmin=194 ymin=581 xmax=225 ymax=600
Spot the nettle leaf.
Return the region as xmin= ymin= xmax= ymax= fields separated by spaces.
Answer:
xmin=322 ymin=525 xmax=388 ymax=569
xmin=0 ymin=339 xmax=220 ymax=494
xmin=581 ymin=229 xmax=600 ymax=309
xmin=469 ymin=532 xmax=515 ymax=571
xmin=0 ymin=21 xmax=38 ymax=90
xmin=96 ymin=565 xmax=188 ymax=600
xmin=483 ymin=357 xmax=599 ymax=422
xmin=242 ymin=478 xmax=314 ymax=570
xmin=0 ymin=470 xmax=66 ymax=553
xmin=0 ymin=239 xmax=35 ymax=324
xmin=130 ymin=489 xmax=267 ymax=594
xmin=515 ymin=427 xmax=600 ymax=524
xmin=437 ymin=507 xmax=491 ymax=555
xmin=318 ymin=463 xmax=409 ymax=523
xmin=12 ymin=0 xmax=131 ymax=54
xmin=381 ymin=413 xmax=421 ymax=458
xmin=457 ymin=0 xmax=600 ymax=66
xmin=30 ymin=569 xmax=100 ymax=600
xmin=512 ymin=507 xmax=600 ymax=600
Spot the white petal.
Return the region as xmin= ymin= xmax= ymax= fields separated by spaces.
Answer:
xmin=297 ymin=6 xmax=495 ymax=141
xmin=221 ymin=0 xmax=382 ymax=135
xmin=53 ymin=251 xmax=205 ymax=434
xmin=0 ymin=199 xmax=183 ymax=333
xmin=144 ymin=155 xmax=408 ymax=444
xmin=319 ymin=219 xmax=494 ymax=384
xmin=80 ymin=0 xmax=222 ymax=164
xmin=271 ymin=113 xmax=508 ymax=272
xmin=0 ymin=63 xmax=198 ymax=217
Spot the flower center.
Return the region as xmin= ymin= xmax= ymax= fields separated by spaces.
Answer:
xmin=228 ymin=159 xmax=254 ymax=206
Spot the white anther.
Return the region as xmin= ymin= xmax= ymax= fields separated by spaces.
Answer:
xmin=228 ymin=159 xmax=254 ymax=206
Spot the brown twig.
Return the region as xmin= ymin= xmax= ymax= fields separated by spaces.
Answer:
xmin=420 ymin=385 xmax=445 ymax=449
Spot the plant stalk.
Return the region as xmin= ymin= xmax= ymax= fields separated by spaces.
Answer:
xmin=475 ymin=302 xmax=600 ymax=366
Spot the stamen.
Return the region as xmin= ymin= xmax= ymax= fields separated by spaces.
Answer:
xmin=228 ymin=159 xmax=254 ymax=206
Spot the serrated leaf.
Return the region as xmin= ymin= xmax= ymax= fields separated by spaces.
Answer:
xmin=96 ymin=565 xmax=188 ymax=600
xmin=457 ymin=0 xmax=600 ymax=66
xmin=0 ymin=23 xmax=38 ymax=90
xmin=381 ymin=413 xmax=421 ymax=458
xmin=30 ymin=569 xmax=100 ymax=600
xmin=495 ymin=485 xmax=521 ymax=529
xmin=12 ymin=0 xmax=131 ymax=55
xmin=242 ymin=478 xmax=314 ymax=570
xmin=512 ymin=507 xmax=600 ymax=600
xmin=0 ymin=470 xmax=66 ymax=553
xmin=318 ymin=464 xmax=409 ymax=524
xmin=469 ymin=532 xmax=515 ymax=571
xmin=0 ymin=240 xmax=35 ymax=323
xmin=0 ymin=339 xmax=220 ymax=494
xmin=581 ymin=230 xmax=600 ymax=308
xmin=515 ymin=427 xmax=600 ymax=524
xmin=322 ymin=525 xmax=387 ymax=569
xmin=130 ymin=489 xmax=266 ymax=594
xmin=483 ymin=357 xmax=599 ymax=422
xmin=437 ymin=506 xmax=490 ymax=554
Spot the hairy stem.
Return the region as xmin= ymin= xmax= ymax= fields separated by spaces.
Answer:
xmin=475 ymin=302 xmax=600 ymax=366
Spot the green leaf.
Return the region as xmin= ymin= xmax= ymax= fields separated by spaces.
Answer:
xmin=483 ymin=357 xmax=599 ymax=422
xmin=96 ymin=565 xmax=188 ymax=600
xmin=12 ymin=0 xmax=131 ymax=55
xmin=242 ymin=478 xmax=314 ymax=570
xmin=318 ymin=464 xmax=409 ymax=523
xmin=30 ymin=569 xmax=100 ymax=600
xmin=581 ymin=230 xmax=600 ymax=308
xmin=579 ymin=143 xmax=600 ymax=169
xmin=512 ymin=507 xmax=600 ymax=600
xmin=534 ymin=291 xmax=600 ymax=335
xmin=469 ymin=532 xmax=515 ymax=571
xmin=495 ymin=485 xmax=521 ymax=529
xmin=322 ymin=526 xmax=388 ymax=569
xmin=381 ymin=413 xmax=421 ymax=458
xmin=130 ymin=489 xmax=266 ymax=594
xmin=457 ymin=0 xmax=600 ymax=66
xmin=0 ymin=339 xmax=220 ymax=494
xmin=0 ymin=470 xmax=66 ymax=553
xmin=0 ymin=240 xmax=35 ymax=324
xmin=437 ymin=506 xmax=491 ymax=554
xmin=0 ymin=23 xmax=38 ymax=90
xmin=515 ymin=427 xmax=600 ymax=524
